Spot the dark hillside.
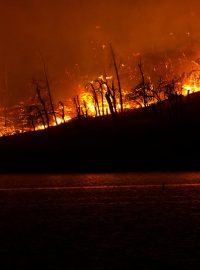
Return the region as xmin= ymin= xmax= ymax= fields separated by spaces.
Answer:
xmin=0 ymin=92 xmax=200 ymax=173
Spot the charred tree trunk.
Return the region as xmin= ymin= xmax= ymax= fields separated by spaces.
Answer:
xmin=105 ymin=90 xmax=115 ymax=119
xmin=138 ymin=58 xmax=147 ymax=108
xmin=99 ymin=84 xmax=105 ymax=116
xmin=83 ymin=100 xmax=88 ymax=118
xmin=59 ymin=101 xmax=65 ymax=123
xmin=41 ymin=56 xmax=58 ymax=126
xmin=34 ymin=81 xmax=50 ymax=128
xmin=90 ymin=83 xmax=101 ymax=116
xmin=111 ymin=80 xmax=117 ymax=113
xmin=34 ymin=105 xmax=46 ymax=129
xmin=73 ymin=95 xmax=81 ymax=120
xmin=29 ymin=115 xmax=36 ymax=131
xmin=110 ymin=45 xmax=123 ymax=113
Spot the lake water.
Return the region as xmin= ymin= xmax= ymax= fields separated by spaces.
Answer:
xmin=0 ymin=172 xmax=200 ymax=269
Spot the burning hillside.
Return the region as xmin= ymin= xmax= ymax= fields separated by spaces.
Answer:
xmin=1 ymin=47 xmax=200 ymax=137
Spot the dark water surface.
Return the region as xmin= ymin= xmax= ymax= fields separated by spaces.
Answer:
xmin=0 ymin=172 xmax=200 ymax=269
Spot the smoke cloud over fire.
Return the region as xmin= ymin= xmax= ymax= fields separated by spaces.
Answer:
xmin=1 ymin=0 xmax=200 ymax=136
xmin=0 ymin=0 xmax=200 ymax=105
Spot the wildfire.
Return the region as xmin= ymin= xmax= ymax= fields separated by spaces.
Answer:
xmin=1 ymin=60 xmax=200 ymax=137
xmin=182 ymin=84 xmax=198 ymax=95
xmin=182 ymin=70 xmax=200 ymax=95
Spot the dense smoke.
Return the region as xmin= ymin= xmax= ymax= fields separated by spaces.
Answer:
xmin=0 ymin=0 xmax=200 ymax=106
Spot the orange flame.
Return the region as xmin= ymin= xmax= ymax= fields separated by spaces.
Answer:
xmin=1 ymin=68 xmax=200 ymax=137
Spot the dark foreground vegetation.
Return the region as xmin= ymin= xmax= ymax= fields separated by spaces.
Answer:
xmin=0 ymin=90 xmax=200 ymax=173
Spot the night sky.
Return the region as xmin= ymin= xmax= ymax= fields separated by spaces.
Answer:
xmin=0 ymin=0 xmax=199 ymax=105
